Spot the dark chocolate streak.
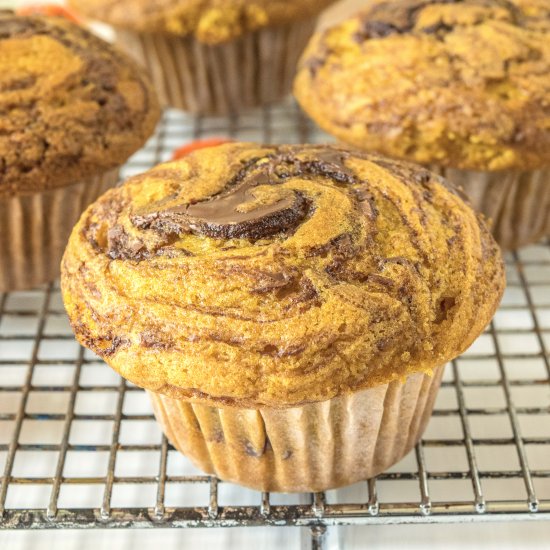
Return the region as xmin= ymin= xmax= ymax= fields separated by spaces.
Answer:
xmin=130 ymin=146 xmax=357 ymax=242
xmin=73 ymin=321 xmax=129 ymax=358
xmin=166 ymin=191 xmax=308 ymax=240
xmin=0 ymin=14 xmax=151 ymax=126
xmin=0 ymin=16 xmax=32 ymax=39
xmin=353 ymin=0 xmax=520 ymax=42
xmin=370 ymin=156 xmax=468 ymax=202
xmin=354 ymin=0 xmax=464 ymax=40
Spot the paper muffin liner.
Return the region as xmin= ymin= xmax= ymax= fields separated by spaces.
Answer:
xmin=116 ymin=19 xmax=317 ymax=115
xmin=0 ymin=169 xmax=119 ymax=292
xmin=149 ymin=365 xmax=444 ymax=493
xmin=430 ymin=166 xmax=550 ymax=250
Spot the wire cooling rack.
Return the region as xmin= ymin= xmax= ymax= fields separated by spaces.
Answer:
xmin=0 ymin=101 xmax=549 ymax=550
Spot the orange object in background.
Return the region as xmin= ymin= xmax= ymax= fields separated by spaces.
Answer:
xmin=172 ymin=138 xmax=232 ymax=160
xmin=16 ymin=4 xmax=82 ymax=24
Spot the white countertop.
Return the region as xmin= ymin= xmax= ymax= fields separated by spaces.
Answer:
xmin=1 ymin=521 xmax=550 ymax=549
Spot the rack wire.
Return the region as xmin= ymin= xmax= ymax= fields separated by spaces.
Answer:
xmin=0 ymin=101 xmax=549 ymax=549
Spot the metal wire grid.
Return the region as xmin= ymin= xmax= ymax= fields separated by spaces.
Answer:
xmin=0 ymin=103 xmax=549 ymax=545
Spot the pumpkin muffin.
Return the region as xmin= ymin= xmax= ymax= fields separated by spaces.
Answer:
xmin=61 ymin=143 xmax=504 ymax=492
xmin=294 ymin=0 xmax=550 ymax=250
xmin=68 ymin=0 xmax=337 ymax=115
xmin=0 ymin=12 xmax=160 ymax=292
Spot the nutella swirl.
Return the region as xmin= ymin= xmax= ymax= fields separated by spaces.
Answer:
xmin=0 ymin=13 xmax=160 ymax=196
xmin=128 ymin=146 xmax=356 ymax=243
xmin=62 ymin=143 xmax=505 ymax=408
xmin=353 ymin=0 xmax=521 ymax=41
xmin=295 ymin=0 xmax=549 ymax=172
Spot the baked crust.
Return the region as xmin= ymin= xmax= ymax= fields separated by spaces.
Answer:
xmin=61 ymin=143 xmax=505 ymax=408
xmin=68 ymin=0 xmax=337 ymax=44
xmin=294 ymin=0 xmax=550 ymax=171
xmin=0 ymin=13 xmax=160 ymax=197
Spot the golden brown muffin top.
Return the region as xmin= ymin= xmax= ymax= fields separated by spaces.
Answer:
xmin=68 ymin=0 xmax=337 ymax=44
xmin=0 ymin=13 xmax=160 ymax=197
xmin=61 ymin=143 xmax=504 ymax=408
xmin=294 ymin=0 xmax=550 ymax=171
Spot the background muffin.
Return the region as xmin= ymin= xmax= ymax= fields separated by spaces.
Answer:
xmin=0 ymin=12 xmax=160 ymax=291
xmin=294 ymin=0 xmax=550 ymax=250
xmin=68 ymin=0 xmax=337 ymax=115
xmin=61 ymin=143 xmax=504 ymax=492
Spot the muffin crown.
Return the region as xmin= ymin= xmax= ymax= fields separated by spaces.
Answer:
xmin=68 ymin=0 xmax=337 ymax=44
xmin=61 ymin=143 xmax=504 ymax=408
xmin=0 ymin=13 xmax=160 ymax=196
xmin=294 ymin=0 xmax=550 ymax=171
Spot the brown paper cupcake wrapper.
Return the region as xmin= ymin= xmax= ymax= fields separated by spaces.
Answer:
xmin=117 ymin=19 xmax=317 ymax=115
xmin=149 ymin=365 xmax=444 ymax=493
xmin=430 ymin=166 xmax=550 ymax=250
xmin=0 ymin=170 xmax=119 ymax=292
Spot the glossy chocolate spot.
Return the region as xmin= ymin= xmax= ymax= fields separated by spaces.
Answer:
xmin=297 ymin=149 xmax=356 ymax=184
xmin=131 ymin=146 xmax=357 ymax=241
xmin=133 ymin=189 xmax=309 ymax=240
xmin=183 ymin=190 xmax=307 ymax=240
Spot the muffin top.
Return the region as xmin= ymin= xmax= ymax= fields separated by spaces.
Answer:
xmin=0 ymin=13 xmax=160 ymax=197
xmin=61 ymin=143 xmax=504 ymax=408
xmin=294 ymin=0 xmax=550 ymax=171
xmin=68 ymin=0 xmax=337 ymax=44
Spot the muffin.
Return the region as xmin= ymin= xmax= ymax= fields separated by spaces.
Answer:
xmin=68 ymin=0 xmax=337 ymax=115
xmin=61 ymin=143 xmax=504 ymax=492
xmin=294 ymin=0 xmax=550 ymax=250
xmin=0 ymin=12 xmax=160 ymax=292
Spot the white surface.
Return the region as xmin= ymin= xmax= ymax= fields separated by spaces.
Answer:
xmin=1 ymin=522 xmax=550 ymax=549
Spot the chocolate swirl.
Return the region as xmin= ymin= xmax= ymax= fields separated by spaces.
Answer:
xmin=295 ymin=0 xmax=550 ymax=172
xmin=129 ymin=148 xmax=357 ymax=241
xmin=62 ymin=143 xmax=505 ymax=408
xmin=150 ymin=191 xmax=308 ymax=240
xmin=0 ymin=13 xmax=159 ymax=196
xmin=353 ymin=0 xmax=521 ymax=41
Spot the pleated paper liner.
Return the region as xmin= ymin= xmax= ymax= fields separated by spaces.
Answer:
xmin=0 ymin=169 xmax=119 ymax=292
xmin=431 ymin=167 xmax=550 ymax=250
xmin=116 ymin=19 xmax=317 ymax=115
xmin=149 ymin=365 xmax=444 ymax=493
